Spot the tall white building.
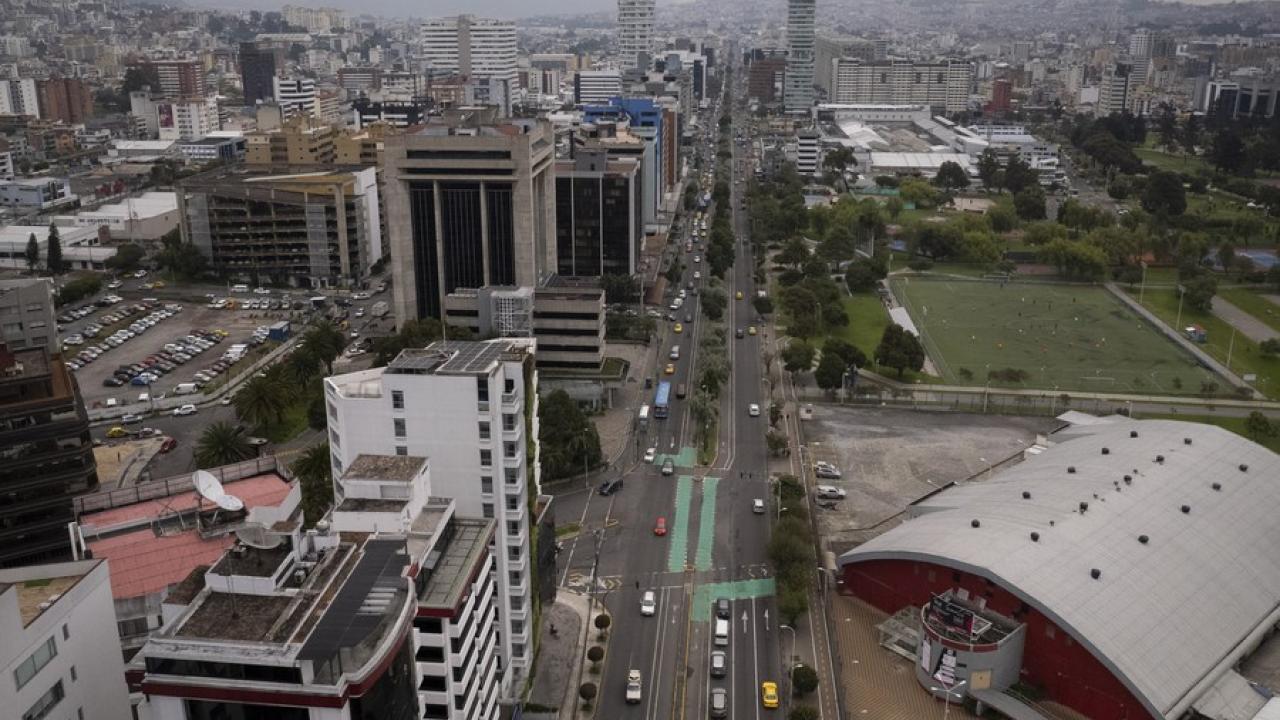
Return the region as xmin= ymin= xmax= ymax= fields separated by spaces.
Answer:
xmin=325 ymin=339 xmax=540 ymax=698
xmin=0 ymin=78 xmax=40 ymax=118
xmin=1 ymin=559 xmax=132 ymax=720
xmin=420 ymin=15 xmax=517 ymax=116
xmin=785 ymin=0 xmax=817 ymax=112
xmin=274 ymin=76 xmax=319 ymax=119
xmin=1097 ymin=60 xmax=1135 ymax=117
xmin=830 ymin=59 xmax=974 ymax=114
xmin=617 ymin=0 xmax=655 ymax=71
xmin=574 ymin=70 xmax=623 ymax=105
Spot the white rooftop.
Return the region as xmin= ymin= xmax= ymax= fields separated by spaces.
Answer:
xmin=868 ymin=152 xmax=974 ymax=172
xmin=840 ymin=419 xmax=1280 ymax=720
xmin=71 ymin=192 xmax=177 ymax=220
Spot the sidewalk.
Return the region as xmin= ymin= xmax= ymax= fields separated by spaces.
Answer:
xmin=527 ymin=590 xmax=594 ymax=720
xmin=1212 ymin=296 xmax=1279 ymax=343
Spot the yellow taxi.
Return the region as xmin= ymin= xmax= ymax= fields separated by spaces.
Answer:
xmin=106 ymin=426 xmax=128 ymax=438
xmin=748 ymin=326 xmax=757 ymax=336
xmin=153 ymin=280 xmax=166 ymax=288
xmin=761 ymin=682 xmax=779 ymax=709
xmin=674 ymin=323 xmax=683 ymax=334
xmin=664 ymin=363 xmax=676 ymax=375
xmin=735 ymin=291 xmax=744 ymax=300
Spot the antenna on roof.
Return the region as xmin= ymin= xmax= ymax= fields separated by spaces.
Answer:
xmin=194 ymin=470 xmax=245 ymax=512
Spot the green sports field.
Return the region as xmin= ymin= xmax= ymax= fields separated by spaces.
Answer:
xmin=890 ymin=277 xmax=1220 ymax=395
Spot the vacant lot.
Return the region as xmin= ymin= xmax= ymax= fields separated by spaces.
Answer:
xmin=891 ymin=277 xmax=1219 ymax=395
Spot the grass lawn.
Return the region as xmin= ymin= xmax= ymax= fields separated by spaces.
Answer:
xmin=1129 ymin=287 xmax=1280 ymax=399
xmin=893 ymin=277 xmax=1220 ymax=395
xmin=1135 ymin=145 xmax=1212 ymax=176
xmin=1217 ymin=288 xmax=1280 ymax=334
xmin=260 ymin=400 xmax=310 ymax=443
xmin=1143 ymin=413 xmax=1280 ymax=455
xmin=826 ymin=291 xmax=939 ymax=384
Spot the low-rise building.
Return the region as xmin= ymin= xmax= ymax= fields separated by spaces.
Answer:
xmin=444 ymin=283 xmax=605 ymax=369
xmin=245 ymin=115 xmax=336 ymax=165
xmin=0 ymin=559 xmax=132 ymax=720
xmin=0 ymin=177 xmax=78 ymax=211
xmin=178 ymin=165 xmax=382 ymax=288
xmin=0 ymin=224 xmax=110 ymax=271
xmin=57 ymin=191 xmax=180 ymax=242
xmin=176 ymin=134 xmax=246 ymax=164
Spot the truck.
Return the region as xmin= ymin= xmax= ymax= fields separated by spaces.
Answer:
xmin=371 ymin=301 xmax=390 ymax=318
xmin=267 ymin=321 xmax=291 ymax=342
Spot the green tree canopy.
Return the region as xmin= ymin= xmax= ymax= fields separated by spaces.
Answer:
xmin=875 ymin=324 xmax=925 ymax=379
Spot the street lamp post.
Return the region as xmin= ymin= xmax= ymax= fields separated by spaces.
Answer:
xmin=779 ymin=623 xmax=796 ymax=712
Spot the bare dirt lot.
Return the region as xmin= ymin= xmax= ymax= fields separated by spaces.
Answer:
xmin=802 ymin=406 xmax=1060 ymax=554
xmin=74 ymin=303 xmax=273 ymax=409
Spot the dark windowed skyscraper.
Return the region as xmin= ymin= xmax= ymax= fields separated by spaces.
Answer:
xmin=240 ymin=42 xmax=279 ymax=104
xmin=555 ymin=151 xmax=642 ymax=278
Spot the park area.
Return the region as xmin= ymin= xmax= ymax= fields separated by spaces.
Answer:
xmin=890 ymin=277 xmax=1221 ymax=395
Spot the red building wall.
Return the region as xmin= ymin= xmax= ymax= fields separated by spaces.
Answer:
xmin=843 ymin=558 xmax=1156 ymax=720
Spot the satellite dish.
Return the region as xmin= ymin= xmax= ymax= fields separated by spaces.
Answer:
xmin=194 ymin=470 xmax=245 ymax=512
xmin=235 ymin=523 xmax=284 ymax=549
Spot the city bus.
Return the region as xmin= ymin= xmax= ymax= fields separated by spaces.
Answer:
xmin=654 ymin=381 xmax=672 ymax=419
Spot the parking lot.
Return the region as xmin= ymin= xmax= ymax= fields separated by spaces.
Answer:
xmin=801 ymin=406 xmax=1059 ymax=553
xmin=68 ymin=300 xmax=276 ymax=409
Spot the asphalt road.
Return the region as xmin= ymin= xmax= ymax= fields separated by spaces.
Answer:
xmin=558 ymin=77 xmax=784 ymax=720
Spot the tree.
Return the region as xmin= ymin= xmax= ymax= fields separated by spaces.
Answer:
xmin=539 ymin=390 xmax=602 ymax=479
xmin=1002 ymin=156 xmax=1039 ymax=194
xmin=1261 ymin=338 xmax=1280 ymax=358
xmin=824 ymin=337 xmax=866 ymax=368
xmin=105 ymin=242 xmax=146 ymax=273
xmin=781 ymin=341 xmax=816 ymax=374
xmin=987 ymin=201 xmax=1018 ymax=233
xmin=701 ymin=286 xmax=728 ymax=321
xmin=122 ymin=64 xmax=161 ymax=94
xmin=593 ymin=613 xmax=611 ymax=634
xmin=777 ymin=585 xmax=809 ymax=625
xmin=1245 ymin=411 xmax=1276 ymax=442
xmin=235 ymin=373 xmax=289 ymax=429
xmin=1141 ymin=171 xmax=1187 ymax=216
xmin=766 ymin=430 xmax=789 ymax=456
xmin=45 ymin=223 xmax=63 ymax=275
xmin=814 ymin=351 xmax=848 ymax=393
xmin=290 ymin=442 xmax=334 ymax=526
xmin=976 ymin=149 xmax=1002 ymax=190
xmin=1013 ymin=186 xmax=1047 ymax=221
xmin=1209 ymin=128 xmax=1247 ymax=174
xmin=933 ymin=160 xmax=970 ymax=191
xmin=195 ymin=422 xmax=255 ymax=467
xmin=777 ymin=238 xmax=810 ymax=269
xmin=372 ymin=318 xmax=443 ymax=366
xmin=300 ymin=323 xmax=346 ymax=375
xmin=600 ymin=273 xmax=639 ymax=304
xmin=875 ymin=325 xmax=925 ymax=379
xmin=790 ymin=705 xmax=819 ymax=720
xmin=24 ymin=233 xmax=39 ymax=272
xmin=578 ymin=683 xmax=597 ymax=708
xmin=1184 ymin=275 xmax=1218 ymax=313
xmin=1180 ymin=114 xmax=1201 ymax=157
xmin=792 ymin=665 xmax=819 ymax=695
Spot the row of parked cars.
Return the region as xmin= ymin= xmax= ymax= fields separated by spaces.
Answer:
xmin=66 ymin=303 xmax=183 ymax=372
xmin=103 ymin=329 xmax=229 ymax=388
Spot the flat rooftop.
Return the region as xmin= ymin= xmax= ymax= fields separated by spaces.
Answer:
xmin=13 ymin=574 xmax=85 ymax=627
xmin=342 ymin=454 xmax=426 ymax=482
xmin=388 ymin=340 xmax=525 ymax=377
xmin=417 ymin=518 xmax=494 ymax=611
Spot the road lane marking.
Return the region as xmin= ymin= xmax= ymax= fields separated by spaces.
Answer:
xmin=691 ymin=579 xmax=777 ymax=621
xmin=694 ymin=476 xmax=720 ymax=570
xmin=667 ymin=475 xmax=695 ymax=572
xmin=751 ymin=596 xmax=761 ymax=720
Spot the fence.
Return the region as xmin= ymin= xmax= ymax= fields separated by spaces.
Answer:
xmin=74 ymin=456 xmax=284 ymax=516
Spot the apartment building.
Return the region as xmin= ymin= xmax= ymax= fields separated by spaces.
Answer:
xmin=383 ymin=111 xmax=557 ymax=320
xmin=617 ymin=0 xmax=656 ymax=71
xmin=420 ymin=16 xmax=518 ymax=115
xmin=136 ymin=59 xmax=207 ymax=100
xmin=574 ymin=70 xmax=624 ymax=105
xmin=443 ymin=285 xmax=605 ymax=369
xmin=36 ymin=78 xmax=92 ymax=124
xmin=274 ymin=76 xmax=319 ymax=119
xmin=0 ymin=278 xmax=57 ymax=352
xmin=0 ymin=342 xmax=99 ymax=568
xmin=0 ymin=177 xmax=77 ymax=211
xmin=554 ymin=150 xmax=642 ymax=277
xmin=325 ymin=339 xmax=539 ymax=699
xmin=0 ymin=78 xmax=40 ymax=117
xmin=1 ymin=559 xmax=131 ymax=720
xmin=830 ymin=59 xmax=974 ymax=114
xmin=245 ymin=115 xmax=336 ymax=165
xmin=1097 ymin=60 xmax=1136 ymax=117
xmin=178 ymin=165 xmax=381 ymax=288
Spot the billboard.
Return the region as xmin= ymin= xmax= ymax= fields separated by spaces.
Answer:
xmin=927 ymin=595 xmax=975 ymax=635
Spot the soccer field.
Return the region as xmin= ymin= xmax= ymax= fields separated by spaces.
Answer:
xmin=890 ymin=278 xmax=1219 ymax=395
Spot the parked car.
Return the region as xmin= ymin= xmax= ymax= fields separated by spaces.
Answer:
xmin=816 ymin=485 xmax=847 ymax=500
xmin=173 ymin=404 xmax=198 ymax=416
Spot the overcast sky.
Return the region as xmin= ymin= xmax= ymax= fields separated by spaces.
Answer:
xmin=211 ymin=0 xmax=620 ymax=19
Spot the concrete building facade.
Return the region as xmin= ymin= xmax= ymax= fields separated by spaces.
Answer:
xmin=830 ymin=59 xmax=974 ymax=114
xmin=617 ymin=0 xmax=656 ymax=71
xmin=784 ymin=0 xmax=816 ymax=112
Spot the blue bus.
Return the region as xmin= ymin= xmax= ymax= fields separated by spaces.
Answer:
xmin=653 ymin=381 xmax=672 ymax=419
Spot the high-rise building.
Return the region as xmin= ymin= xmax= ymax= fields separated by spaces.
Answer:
xmin=178 ymin=166 xmax=382 ymax=288
xmin=574 ymin=70 xmax=624 ymax=105
xmin=383 ymin=111 xmax=557 ymax=320
xmin=830 ymin=59 xmax=974 ymax=114
xmin=137 ymin=59 xmax=206 ymax=100
xmin=239 ymin=42 xmax=279 ymax=104
xmin=748 ymin=54 xmax=788 ymax=103
xmin=0 ymin=278 xmax=58 ymax=352
xmin=0 ymin=78 xmax=40 ymax=118
xmin=814 ymin=37 xmax=878 ymax=97
xmin=555 ymin=150 xmax=642 ymax=277
xmin=420 ymin=16 xmax=517 ymax=116
xmin=795 ymin=130 xmax=820 ymax=175
xmin=36 ymin=78 xmax=92 ymax=124
xmin=1097 ymin=60 xmax=1135 ymax=117
xmin=1199 ymin=78 xmax=1278 ymax=120
xmin=986 ymin=77 xmax=1013 ymax=115
xmin=617 ymin=0 xmax=655 ymax=71
xmin=325 ymin=339 xmax=541 ymax=698
xmin=784 ymin=0 xmax=817 ymax=112
xmin=0 ymin=342 xmax=98 ymax=568
xmin=1 ymin=559 xmax=131 ymax=720
xmin=273 ymin=76 xmax=318 ymax=119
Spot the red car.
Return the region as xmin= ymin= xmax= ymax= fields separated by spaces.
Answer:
xmin=653 ymin=517 xmax=667 ymax=536
xmin=159 ymin=437 xmax=178 ymax=453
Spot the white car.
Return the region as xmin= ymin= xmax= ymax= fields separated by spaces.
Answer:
xmin=173 ymin=404 xmax=198 ymax=416
xmin=626 ymin=670 xmax=642 ymax=704
xmin=753 ymin=498 xmax=765 ymax=514
xmin=640 ymin=590 xmax=656 ymax=616
xmin=748 ymin=403 xmax=760 ymax=417
xmin=693 ymin=255 xmax=701 ymax=263
xmin=644 ymin=447 xmax=657 ymax=463
xmin=693 ymin=271 xmax=701 ymax=280
xmin=816 ymin=485 xmax=847 ymax=500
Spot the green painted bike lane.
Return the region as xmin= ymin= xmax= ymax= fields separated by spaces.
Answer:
xmin=692 ymin=579 xmax=777 ymax=621
xmin=667 ymin=475 xmax=695 ymax=572
xmin=694 ymin=477 xmax=719 ymax=571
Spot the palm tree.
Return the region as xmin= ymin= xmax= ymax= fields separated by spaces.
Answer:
xmin=285 ymin=347 xmax=321 ymax=388
xmin=235 ymin=373 xmax=288 ymax=429
xmin=302 ymin=323 xmax=346 ymax=374
xmin=195 ymin=422 xmax=254 ymax=467
xmin=290 ymin=442 xmax=334 ymax=526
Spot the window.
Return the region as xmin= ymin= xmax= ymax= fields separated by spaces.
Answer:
xmin=395 ymin=446 xmax=407 ymax=456
xmin=414 ymin=617 xmax=443 ymax=634
xmin=505 ymin=468 xmax=520 ymax=485
xmin=511 ymin=620 xmax=524 ymax=635
xmin=483 ymin=502 xmax=494 ymax=518
xmin=510 ymin=596 xmax=523 ymax=611
xmin=505 ymin=496 xmax=519 ymax=511
xmin=326 ymin=401 xmax=337 ymax=420
xmin=503 ymin=413 xmax=517 ymax=431
xmin=61 ymin=625 xmax=68 ymax=641
xmin=512 ymin=643 xmax=525 ymax=659
xmin=504 ymin=378 xmax=515 ymax=394
xmin=329 ymin=429 xmax=341 ymax=448
xmin=22 ymin=680 xmax=64 ymax=720
xmin=480 ymin=449 xmax=492 ymax=467
xmin=479 ymin=421 xmax=491 ymax=440
xmin=481 ymin=476 xmax=493 ymax=494
xmin=393 ymin=418 xmax=406 ymax=438
xmin=13 ymin=637 xmax=56 ymax=690
xmin=508 ymin=546 xmax=521 ymax=561
xmin=507 ymin=521 xmax=520 ymax=536
xmin=509 ymin=571 xmax=522 ymax=586
xmin=391 ymin=390 xmax=404 ymax=410
xmin=69 ymin=666 xmax=76 ymax=682
xmin=504 ymin=441 xmax=517 ymax=458
xmin=475 ymin=377 xmax=489 ymax=402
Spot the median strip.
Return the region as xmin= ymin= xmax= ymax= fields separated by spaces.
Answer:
xmin=667 ymin=475 xmax=695 ymax=573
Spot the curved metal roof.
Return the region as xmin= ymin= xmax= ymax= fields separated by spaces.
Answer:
xmin=839 ymin=419 xmax=1280 ymax=719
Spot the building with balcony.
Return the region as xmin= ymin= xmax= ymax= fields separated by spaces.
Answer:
xmin=177 ymin=165 xmax=381 ymax=288
xmin=0 ymin=343 xmax=98 ymax=568
xmin=839 ymin=419 xmax=1280 ymax=720
xmin=325 ymin=339 xmax=539 ymax=699
xmin=0 ymin=559 xmax=131 ymax=720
